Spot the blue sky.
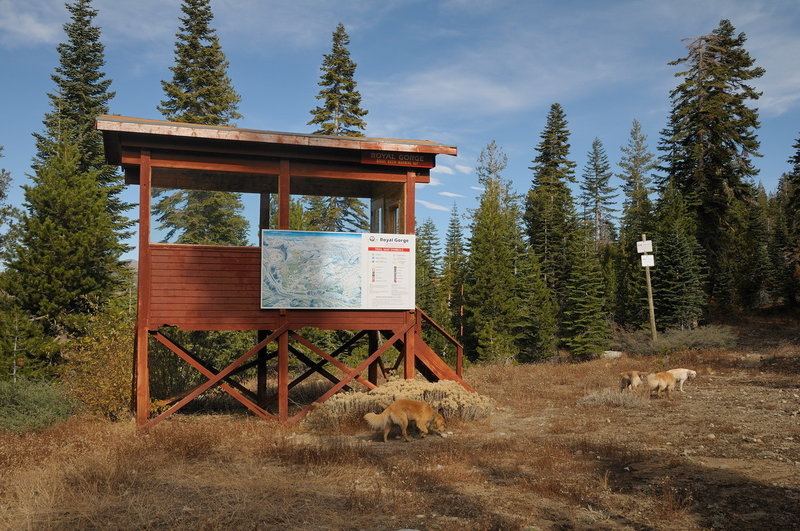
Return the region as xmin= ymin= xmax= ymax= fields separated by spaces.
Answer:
xmin=1 ymin=0 xmax=799 ymax=260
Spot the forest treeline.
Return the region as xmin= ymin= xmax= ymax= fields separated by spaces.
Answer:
xmin=0 ymin=0 xmax=799 ymax=413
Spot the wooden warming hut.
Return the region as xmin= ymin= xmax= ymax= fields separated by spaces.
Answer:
xmin=97 ymin=115 xmax=471 ymax=427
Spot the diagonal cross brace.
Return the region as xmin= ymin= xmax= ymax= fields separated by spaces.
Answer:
xmin=288 ymin=320 xmax=415 ymax=424
xmin=290 ymin=332 xmax=377 ymax=390
xmin=145 ymin=326 xmax=289 ymax=427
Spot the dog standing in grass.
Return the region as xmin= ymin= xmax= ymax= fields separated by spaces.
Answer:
xmin=644 ymin=372 xmax=677 ymax=398
xmin=619 ymin=370 xmax=643 ymax=391
xmin=364 ymin=399 xmax=445 ymax=442
xmin=667 ymin=368 xmax=696 ymax=392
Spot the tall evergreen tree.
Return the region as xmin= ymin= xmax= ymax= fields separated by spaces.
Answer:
xmin=561 ymin=223 xmax=611 ymax=360
xmin=308 ymin=23 xmax=368 ymax=136
xmin=32 ymin=0 xmax=130 ymax=240
xmin=0 ymin=147 xmax=11 ymax=255
xmin=524 ymin=103 xmax=577 ymax=303
xmin=154 ymin=0 xmax=248 ymax=245
xmin=579 ymin=137 xmax=617 ymax=246
xmin=463 ymin=142 xmax=521 ymax=363
xmin=515 ymin=245 xmax=558 ymax=362
xmin=616 ymin=120 xmax=657 ymax=327
xmin=415 ymin=218 xmax=442 ymax=316
xmin=658 ymin=19 xmax=764 ymax=303
xmin=306 ymin=23 xmax=369 ymax=233
xmin=415 ymin=218 xmax=449 ymax=355
xmin=768 ymin=177 xmax=797 ymax=306
xmin=441 ymin=203 xmax=467 ymax=341
xmin=734 ymin=185 xmax=771 ymax=308
xmin=30 ymin=0 xmax=129 ymax=285
xmin=3 ymin=138 xmax=118 ymax=342
xmin=652 ymin=186 xmax=707 ymax=330
xmin=785 ymin=134 xmax=800 ymax=282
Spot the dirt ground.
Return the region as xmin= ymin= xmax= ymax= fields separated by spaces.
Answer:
xmin=1 ymin=315 xmax=799 ymax=530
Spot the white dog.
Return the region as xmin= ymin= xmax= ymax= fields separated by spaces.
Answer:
xmin=666 ymin=368 xmax=697 ymax=392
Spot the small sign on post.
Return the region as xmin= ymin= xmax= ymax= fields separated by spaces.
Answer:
xmin=638 ymin=234 xmax=657 ymax=342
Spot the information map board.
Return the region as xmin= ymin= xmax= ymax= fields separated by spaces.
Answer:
xmin=260 ymin=230 xmax=415 ymax=310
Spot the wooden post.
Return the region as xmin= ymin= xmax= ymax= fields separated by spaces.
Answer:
xmin=404 ymin=311 xmax=416 ymax=379
xmin=642 ymin=233 xmax=657 ymax=342
xmin=404 ymin=171 xmax=415 ymax=234
xmin=278 ymin=160 xmax=290 ymax=230
xmin=278 ymin=316 xmax=289 ymax=422
xmin=257 ymin=193 xmax=270 ymax=406
xmin=135 ymin=150 xmax=152 ymax=425
xmin=367 ymin=331 xmax=379 ymax=385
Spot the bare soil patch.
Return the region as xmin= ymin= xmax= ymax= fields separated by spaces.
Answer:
xmin=1 ymin=316 xmax=799 ymax=530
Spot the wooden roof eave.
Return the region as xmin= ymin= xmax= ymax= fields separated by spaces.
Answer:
xmin=96 ymin=115 xmax=458 ymax=159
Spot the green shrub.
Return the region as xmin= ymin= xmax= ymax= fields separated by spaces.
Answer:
xmin=613 ymin=325 xmax=737 ymax=356
xmin=0 ymin=378 xmax=77 ymax=431
xmin=59 ymin=301 xmax=134 ymax=420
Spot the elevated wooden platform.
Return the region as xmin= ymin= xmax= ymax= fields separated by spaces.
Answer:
xmin=97 ymin=116 xmax=468 ymax=427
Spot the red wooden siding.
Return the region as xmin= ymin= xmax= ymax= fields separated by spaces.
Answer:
xmin=147 ymin=243 xmax=411 ymax=332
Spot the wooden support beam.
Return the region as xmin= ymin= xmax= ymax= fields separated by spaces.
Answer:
xmin=368 ymin=331 xmax=379 ymax=385
xmin=277 ymin=318 xmax=289 ymax=422
xmin=290 ymin=332 xmax=377 ymax=390
xmin=152 ymin=332 xmax=272 ymax=419
xmin=135 ymin=149 xmax=152 ymax=425
xmin=278 ymin=159 xmax=290 ymax=230
xmin=404 ymin=311 xmax=416 ymax=379
xmin=287 ymin=322 xmax=415 ymax=424
xmin=144 ymin=326 xmax=288 ymax=428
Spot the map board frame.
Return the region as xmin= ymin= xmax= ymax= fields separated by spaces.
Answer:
xmin=260 ymin=230 xmax=416 ymax=310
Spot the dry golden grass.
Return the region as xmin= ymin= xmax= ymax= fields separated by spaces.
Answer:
xmin=2 ymin=327 xmax=800 ymax=529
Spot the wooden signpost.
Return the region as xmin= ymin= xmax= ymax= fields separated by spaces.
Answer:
xmin=638 ymin=234 xmax=657 ymax=342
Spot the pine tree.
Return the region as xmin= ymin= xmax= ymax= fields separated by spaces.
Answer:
xmin=415 ymin=218 xmax=441 ymax=316
xmin=652 ymin=186 xmax=707 ymax=330
xmin=3 ymin=138 xmax=118 ymax=342
xmin=658 ymin=19 xmax=764 ymax=302
xmin=441 ymin=204 xmax=467 ymax=341
xmin=307 ymin=23 xmax=369 ymax=233
xmin=767 ymin=177 xmax=797 ymax=306
xmin=0 ymin=147 xmax=12 ymax=254
xmin=30 ymin=0 xmax=129 ymax=284
xmin=616 ymin=120 xmax=657 ymax=327
xmin=155 ymin=0 xmax=248 ymax=245
xmin=524 ymin=103 xmax=577 ymax=303
xmin=32 ymin=0 xmax=129 ymax=223
xmin=785 ymin=134 xmax=800 ymax=284
xmin=463 ymin=142 xmax=521 ymax=363
xmin=579 ymin=137 xmax=617 ymax=246
xmin=561 ymin=223 xmax=611 ymax=360
xmin=515 ymin=245 xmax=558 ymax=362
xmin=308 ymin=23 xmax=368 ymax=136
xmin=734 ymin=185 xmax=771 ymax=308
xmin=415 ymin=218 xmax=449 ymax=354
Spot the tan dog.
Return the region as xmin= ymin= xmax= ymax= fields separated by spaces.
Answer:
xmin=619 ymin=370 xmax=643 ymax=391
xmin=364 ymin=399 xmax=445 ymax=442
xmin=644 ymin=372 xmax=676 ymax=398
xmin=666 ymin=368 xmax=696 ymax=392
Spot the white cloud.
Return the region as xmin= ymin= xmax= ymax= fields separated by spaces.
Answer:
xmin=417 ymin=175 xmax=443 ymax=188
xmin=0 ymin=0 xmax=61 ymax=46
xmin=470 ymin=186 xmax=484 ymax=192
xmin=439 ymin=191 xmax=465 ymax=198
xmin=416 ymin=199 xmax=449 ymax=212
xmin=455 ymin=164 xmax=472 ymax=174
xmin=432 ymin=165 xmax=454 ymax=175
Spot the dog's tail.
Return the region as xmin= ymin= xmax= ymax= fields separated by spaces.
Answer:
xmin=363 ymin=410 xmax=390 ymax=431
